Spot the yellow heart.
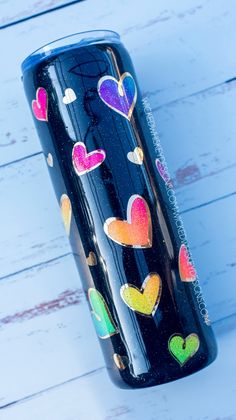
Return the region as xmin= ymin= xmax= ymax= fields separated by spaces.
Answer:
xmin=120 ymin=273 xmax=162 ymax=316
xmin=60 ymin=194 xmax=72 ymax=236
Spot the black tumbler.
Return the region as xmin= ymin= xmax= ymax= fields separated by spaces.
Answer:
xmin=22 ymin=30 xmax=217 ymax=389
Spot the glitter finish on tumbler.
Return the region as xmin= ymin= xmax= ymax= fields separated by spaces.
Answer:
xmin=22 ymin=30 xmax=217 ymax=389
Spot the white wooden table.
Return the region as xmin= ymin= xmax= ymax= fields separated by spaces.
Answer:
xmin=0 ymin=1 xmax=236 ymax=418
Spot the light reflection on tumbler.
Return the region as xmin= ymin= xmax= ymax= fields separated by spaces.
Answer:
xmin=22 ymin=30 xmax=217 ymax=389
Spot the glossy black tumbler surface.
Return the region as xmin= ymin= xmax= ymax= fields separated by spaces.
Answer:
xmin=22 ymin=30 xmax=217 ymax=389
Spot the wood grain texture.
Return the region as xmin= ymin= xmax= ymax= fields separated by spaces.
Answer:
xmin=183 ymin=194 xmax=236 ymax=322
xmin=155 ymin=78 xmax=236 ymax=211
xmin=0 ymin=155 xmax=70 ymax=279
xmin=0 ymin=0 xmax=75 ymax=27
xmin=0 ymin=247 xmax=233 ymax=409
xmin=0 ymin=254 xmax=103 ymax=407
xmin=1 ymin=77 xmax=235 ymax=215
xmin=1 ymin=318 xmax=235 ymax=420
xmin=0 ymin=153 xmax=235 ymax=324
xmin=1 ymin=0 xmax=236 ymax=165
xmin=0 ymin=0 xmax=235 ymax=415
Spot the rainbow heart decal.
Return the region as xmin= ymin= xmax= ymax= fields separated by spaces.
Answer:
xmin=72 ymin=142 xmax=106 ymax=176
xmin=168 ymin=333 xmax=200 ymax=366
xmin=120 ymin=273 xmax=162 ymax=316
xmin=88 ymin=288 xmax=118 ymax=339
xmin=97 ymin=72 xmax=137 ymax=120
xmin=60 ymin=194 xmax=72 ymax=236
xmin=32 ymin=87 xmax=48 ymax=121
xmin=178 ymin=244 xmax=197 ymax=282
xmin=104 ymin=195 xmax=152 ymax=248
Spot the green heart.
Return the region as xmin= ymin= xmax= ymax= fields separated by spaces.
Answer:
xmin=88 ymin=288 xmax=118 ymax=339
xmin=168 ymin=333 xmax=200 ymax=366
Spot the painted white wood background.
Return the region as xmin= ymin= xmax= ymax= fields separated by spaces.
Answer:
xmin=0 ymin=0 xmax=235 ymax=418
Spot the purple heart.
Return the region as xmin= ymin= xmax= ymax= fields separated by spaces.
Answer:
xmin=155 ymin=158 xmax=173 ymax=187
xmin=97 ymin=72 xmax=137 ymax=120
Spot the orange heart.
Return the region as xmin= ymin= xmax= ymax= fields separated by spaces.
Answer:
xmin=60 ymin=194 xmax=72 ymax=236
xmin=104 ymin=195 xmax=152 ymax=248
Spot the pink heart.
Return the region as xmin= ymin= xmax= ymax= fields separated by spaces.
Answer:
xmin=72 ymin=142 xmax=106 ymax=175
xmin=32 ymin=87 xmax=48 ymax=121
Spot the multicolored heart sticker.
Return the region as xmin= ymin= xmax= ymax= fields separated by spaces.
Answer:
xmin=72 ymin=142 xmax=106 ymax=176
xmin=104 ymin=195 xmax=152 ymax=248
xmin=113 ymin=353 xmax=129 ymax=370
xmin=60 ymin=193 xmax=72 ymax=236
xmin=178 ymin=244 xmax=197 ymax=282
xmin=127 ymin=147 xmax=144 ymax=165
xmin=97 ymin=72 xmax=137 ymax=120
xmin=168 ymin=333 xmax=200 ymax=366
xmin=32 ymin=87 xmax=48 ymax=121
xmin=88 ymin=288 xmax=118 ymax=339
xmin=155 ymin=158 xmax=173 ymax=187
xmin=120 ymin=273 xmax=162 ymax=316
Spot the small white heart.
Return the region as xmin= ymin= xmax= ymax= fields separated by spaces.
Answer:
xmin=127 ymin=147 xmax=144 ymax=165
xmin=63 ymin=88 xmax=77 ymax=104
xmin=86 ymin=251 xmax=97 ymax=266
xmin=46 ymin=152 xmax=53 ymax=167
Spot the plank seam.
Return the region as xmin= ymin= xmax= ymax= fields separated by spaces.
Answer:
xmin=152 ymin=76 xmax=236 ymax=112
xmin=2 ymin=77 xmax=236 ymax=171
xmin=0 ymin=0 xmax=85 ymax=30
xmin=0 ymin=252 xmax=72 ymax=282
xmin=0 ymin=191 xmax=235 ymax=283
xmin=181 ymin=191 xmax=236 ymax=214
xmin=0 ymin=367 xmax=105 ymax=410
xmin=1 ymin=311 xmax=235 ymax=411
xmin=0 ymin=151 xmax=43 ymax=170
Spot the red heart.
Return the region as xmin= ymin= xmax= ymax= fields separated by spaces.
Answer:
xmin=178 ymin=244 xmax=197 ymax=282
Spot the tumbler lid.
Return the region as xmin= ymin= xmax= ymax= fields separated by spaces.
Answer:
xmin=21 ymin=30 xmax=120 ymax=73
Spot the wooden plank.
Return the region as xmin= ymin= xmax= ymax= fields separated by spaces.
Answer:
xmin=0 ymin=246 xmax=236 ymax=406
xmin=1 ymin=76 xmax=236 ymax=220
xmin=182 ymin=194 xmax=236 ymax=322
xmin=0 ymin=0 xmax=74 ymax=27
xmin=0 ymin=0 xmax=234 ymax=415
xmin=1 ymin=0 xmax=236 ymax=166
xmin=1 ymin=317 xmax=235 ymax=419
xmin=0 ymin=254 xmax=103 ymax=407
xmin=0 ymin=196 xmax=235 ymax=405
xmin=0 ymin=155 xmax=70 ymax=279
xmin=0 ymin=153 xmax=235 ymax=320
xmin=157 ymin=79 xmax=236 ymax=211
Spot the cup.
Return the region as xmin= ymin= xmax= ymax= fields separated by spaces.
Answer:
xmin=22 ymin=30 xmax=217 ymax=389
